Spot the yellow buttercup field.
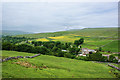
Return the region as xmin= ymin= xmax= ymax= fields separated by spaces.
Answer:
xmin=49 ymin=36 xmax=65 ymax=39
xmin=49 ymin=35 xmax=80 ymax=42
xmin=36 ymin=38 xmax=49 ymax=41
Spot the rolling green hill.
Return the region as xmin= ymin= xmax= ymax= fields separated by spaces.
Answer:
xmin=13 ymin=27 xmax=119 ymax=52
xmin=14 ymin=27 xmax=118 ymax=38
xmin=2 ymin=30 xmax=33 ymax=36
xmin=102 ymin=40 xmax=119 ymax=52
xmin=2 ymin=50 xmax=116 ymax=78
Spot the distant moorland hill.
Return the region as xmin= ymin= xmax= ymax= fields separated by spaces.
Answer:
xmin=14 ymin=27 xmax=118 ymax=38
xmin=2 ymin=30 xmax=33 ymax=36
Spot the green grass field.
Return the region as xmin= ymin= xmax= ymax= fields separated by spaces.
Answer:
xmin=2 ymin=50 xmax=116 ymax=78
xmin=13 ymin=27 xmax=119 ymax=52
xmin=32 ymin=35 xmax=118 ymax=52
xmin=2 ymin=50 xmax=35 ymax=59
xmin=14 ymin=28 xmax=118 ymax=38
xmin=0 ymin=50 xmax=1 ymax=79
xmin=102 ymin=40 xmax=119 ymax=52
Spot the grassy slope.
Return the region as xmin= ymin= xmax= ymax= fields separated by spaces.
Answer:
xmin=2 ymin=50 xmax=35 ymax=59
xmin=102 ymin=40 xmax=119 ymax=52
xmin=2 ymin=51 xmax=115 ymax=78
xmin=14 ymin=28 xmax=118 ymax=38
xmin=13 ymin=28 xmax=119 ymax=52
xmin=0 ymin=63 xmax=1 ymax=79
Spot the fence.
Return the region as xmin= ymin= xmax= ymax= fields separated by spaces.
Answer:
xmin=0 ymin=54 xmax=40 ymax=62
xmin=108 ymin=64 xmax=120 ymax=71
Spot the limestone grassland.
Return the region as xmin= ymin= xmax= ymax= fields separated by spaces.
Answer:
xmin=15 ymin=28 xmax=119 ymax=52
xmin=2 ymin=50 xmax=116 ymax=78
xmin=2 ymin=27 xmax=119 ymax=78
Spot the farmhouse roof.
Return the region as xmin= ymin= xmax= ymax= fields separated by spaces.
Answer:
xmin=82 ymin=48 xmax=95 ymax=51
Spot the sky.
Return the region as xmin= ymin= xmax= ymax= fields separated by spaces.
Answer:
xmin=2 ymin=2 xmax=118 ymax=33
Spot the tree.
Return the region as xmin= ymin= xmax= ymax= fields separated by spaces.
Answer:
xmin=48 ymin=43 xmax=54 ymax=49
xmin=68 ymin=42 xmax=72 ymax=46
xmin=57 ymin=51 xmax=65 ymax=57
xmin=89 ymin=52 xmax=92 ymax=54
xmin=64 ymin=52 xmax=72 ymax=58
xmin=80 ymin=46 xmax=82 ymax=48
xmin=109 ymin=55 xmax=116 ymax=62
xmin=74 ymin=38 xmax=84 ymax=46
xmin=79 ymin=38 xmax=84 ymax=44
xmin=99 ymin=47 xmax=102 ymax=51
xmin=87 ymin=52 xmax=105 ymax=61
xmin=52 ymin=47 xmax=58 ymax=52
xmin=68 ymin=47 xmax=76 ymax=54
xmin=38 ymin=41 xmax=42 ymax=46
xmin=40 ymin=46 xmax=49 ymax=55
xmin=34 ymin=41 xmax=38 ymax=46
xmin=112 ymin=58 xmax=118 ymax=63
xmin=2 ymin=42 xmax=15 ymax=50
xmin=32 ymin=41 xmax=35 ymax=44
xmin=74 ymin=40 xmax=79 ymax=47
xmin=35 ymin=46 xmax=49 ymax=55
xmin=68 ymin=45 xmax=80 ymax=55
xmin=65 ymin=43 xmax=69 ymax=48
xmin=55 ymin=41 xmax=61 ymax=47
xmin=75 ymin=48 xmax=80 ymax=55
xmin=53 ymin=52 xmax=58 ymax=56
xmin=61 ymin=44 xmax=66 ymax=50
xmin=15 ymin=44 xmax=34 ymax=53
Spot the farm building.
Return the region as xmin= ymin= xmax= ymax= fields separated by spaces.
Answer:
xmin=62 ymin=50 xmax=67 ymax=52
xmin=102 ymin=54 xmax=110 ymax=59
xmin=78 ymin=54 xmax=86 ymax=56
xmin=82 ymin=48 xmax=96 ymax=55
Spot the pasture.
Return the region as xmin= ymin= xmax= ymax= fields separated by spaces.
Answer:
xmin=2 ymin=50 xmax=35 ymax=59
xmin=14 ymin=28 xmax=118 ymax=38
xmin=102 ymin=40 xmax=119 ymax=52
xmin=33 ymin=34 xmax=118 ymax=52
xmin=14 ymin=28 xmax=119 ymax=52
xmin=2 ymin=50 xmax=116 ymax=78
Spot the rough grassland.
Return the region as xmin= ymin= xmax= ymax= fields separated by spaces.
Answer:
xmin=2 ymin=51 xmax=115 ymax=78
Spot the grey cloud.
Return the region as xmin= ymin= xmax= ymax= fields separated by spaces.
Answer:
xmin=2 ymin=2 xmax=118 ymax=33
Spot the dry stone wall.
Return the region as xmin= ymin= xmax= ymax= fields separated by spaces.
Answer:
xmin=0 ymin=54 xmax=40 ymax=62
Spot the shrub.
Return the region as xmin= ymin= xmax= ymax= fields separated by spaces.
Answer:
xmin=64 ymin=53 xmax=72 ymax=58
xmin=2 ymin=42 xmax=15 ymax=50
xmin=87 ymin=52 xmax=105 ymax=61
xmin=75 ymin=56 xmax=86 ymax=60
xmin=99 ymin=47 xmax=102 ymax=51
xmin=109 ymin=55 xmax=115 ymax=62
xmin=112 ymin=59 xmax=118 ymax=63
xmin=74 ymin=38 xmax=84 ymax=46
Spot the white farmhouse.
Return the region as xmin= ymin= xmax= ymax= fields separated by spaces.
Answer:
xmin=82 ymin=48 xmax=96 ymax=55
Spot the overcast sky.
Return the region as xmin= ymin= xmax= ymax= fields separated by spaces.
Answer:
xmin=2 ymin=2 xmax=118 ymax=33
